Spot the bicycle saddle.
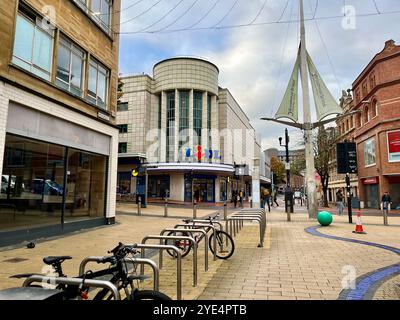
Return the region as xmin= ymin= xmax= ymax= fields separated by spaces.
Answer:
xmin=43 ymin=256 xmax=72 ymax=265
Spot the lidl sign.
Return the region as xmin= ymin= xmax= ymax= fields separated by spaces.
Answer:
xmin=185 ymin=146 xmax=222 ymax=161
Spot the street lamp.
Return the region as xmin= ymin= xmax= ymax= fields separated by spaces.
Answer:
xmin=279 ymin=128 xmax=294 ymax=219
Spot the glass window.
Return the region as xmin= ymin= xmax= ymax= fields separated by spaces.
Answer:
xmin=179 ymin=91 xmax=189 ymax=155
xmin=117 ymin=102 xmax=128 ymax=111
xmin=118 ymin=143 xmax=127 ymax=154
xmin=118 ymin=124 xmax=128 ymax=134
xmin=12 ymin=13 xmax=54 ymax=81
xmin=87 ymin=58 xmax=109 ymax=109
xmin=91 ymin=0 xmax=111 ymax=31
xmin=166 ymin=92 xmax=175 ymax=162
xmin=193 ymin=92 xmax=203 ymax=146
xmin=364 ymin=138 xmax=376 ymax=166
xmin=56 ymin=36 xmax=85 ymax=97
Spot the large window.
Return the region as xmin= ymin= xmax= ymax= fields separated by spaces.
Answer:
xmin=179 ymin=91 xmax=189 ymax=156
xmin=12 ymin=10 xmax=54 ymax=81
xmin=166 ymin=92 xmax=175 ymax=162
xmin=0 ymin=134 xmax=107 ymax=231
xmin=117 ymin=124 xmax=128 ymax=134
xmin=117 ymin=102 xmax=128 ymax=111
xmin=207 ymin=94 xmax=212 ymax=154
xmin=364 ymin=138 xmax=376 ymax=167
xmin=193 ymin=91 xmax=203 ymax=146
xmin=91 ymin=0 xmax=111 ymax=30
xmin=56 ymin=36 xmax=85 ymax=97
xmin=87 ymin=58 xmax=109 ymax=109
xmin=118 ymin=143 xmax=127 ymax=154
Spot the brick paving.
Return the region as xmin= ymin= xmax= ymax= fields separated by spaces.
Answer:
xmin=0 ymin=203 xmax=399 ymax=300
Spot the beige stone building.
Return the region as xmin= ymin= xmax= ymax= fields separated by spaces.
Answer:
xmin=117 ymin=57 xmax=261 ymax=206
xmin=0 ymin=0 xmax=121 ymax=246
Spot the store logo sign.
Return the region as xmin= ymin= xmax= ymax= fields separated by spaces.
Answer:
xmin=185 ymin=146 xmax=222 ymax=161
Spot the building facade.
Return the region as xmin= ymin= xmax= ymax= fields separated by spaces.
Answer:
xmin=117 ymin=57 xmax=261 ymax=206
xmin=352 ymin=40 xmax=400 ymax=209
xmin=0 ymin=0 xmax=121 ymax=244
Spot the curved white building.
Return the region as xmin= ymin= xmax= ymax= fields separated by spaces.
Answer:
xmin=117 ymin=57 xmax=261 ymax=204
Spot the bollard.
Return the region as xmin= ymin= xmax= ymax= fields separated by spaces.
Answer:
xmin=193 ymin=201 xmax=197 ymax=219
xmin=164 ymin=197 xmax=168 ymax=217
xmin=223 ymin=201 xmax=228 ymax=221
xmin=138 ymin=196 xmax=141 ymax=216
xmin=383 ymin=208 xmax=389 ymax=226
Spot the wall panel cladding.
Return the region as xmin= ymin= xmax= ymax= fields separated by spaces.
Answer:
xmin=154 ymin=58 xmax=219 ymax=95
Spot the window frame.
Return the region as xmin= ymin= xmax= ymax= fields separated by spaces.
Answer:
xmin=56 ymin=35 xmax=86 ymax=97
xmin=364 ymin=138 xmax=376 ymax=167
xmin=87 ymin=57 xmax=110 ymax=110
xmin=12 ymin=11 xmax=55 ymax=82
xmin=118 ymin=142 xmax=127 ymax=154
xmin=117 ymin=124 xmax=128 ymax=134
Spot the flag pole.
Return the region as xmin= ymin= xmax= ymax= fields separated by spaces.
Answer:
xmin=299 ymin=0 xmax=318 ymax=219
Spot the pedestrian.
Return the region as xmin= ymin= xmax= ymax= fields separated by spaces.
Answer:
xmin=273 ymin=188 xmax=279 ymax=207
xmin=262 ymin=188 xmax=271 ymax=212
xmin=232 ymin=190 xmax=238 ymax=208
xmin=381 ymin=191 xmax=392 ymax=211
xmin=336 ymin=189 xmax=344 ymax=215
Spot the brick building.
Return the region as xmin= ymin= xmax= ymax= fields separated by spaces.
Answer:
xmin=350 ymin=40 xmax=400 ymax=209
xmin=0 ymin=0 xmax=121 ymax=246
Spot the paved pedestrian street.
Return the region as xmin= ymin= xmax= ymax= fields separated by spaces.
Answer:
xmin=0 ymin=204 xmax=399 ymax=300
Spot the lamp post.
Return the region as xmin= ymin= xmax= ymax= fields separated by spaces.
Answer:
xmin=279 ymin=128 xmax=293 ymax=220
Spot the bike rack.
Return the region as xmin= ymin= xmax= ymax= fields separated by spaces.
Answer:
xmin=160 ymin=228 xmax=209 ymax=272
xmin=135 ymin=243 xmax=183 ymax=300
xmin=23 ymin=275 xmax=121 ymax=300
xmin=174 ymin=223 xmax=217 ymax=261
xmin=142 ymin=235 xmax=198 ymax=287
xmin=78 ymin=256 xmax=160 ymax=291
xmin=227 ymin=216 xmax=265 ymax=247
xmin=188 ymin=219 xmax=224 ymax=231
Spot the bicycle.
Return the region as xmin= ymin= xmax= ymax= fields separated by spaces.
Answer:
xmin=164 ymin=214 xmax=235 ymax=259
xmin=1 ymin=242 xmax=171 ymax=301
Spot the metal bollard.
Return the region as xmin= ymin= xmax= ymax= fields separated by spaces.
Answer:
xmin=138 ymin=196 xmax=141 ymax=216
xmin=383 ymin=209 xmax=389 ymax=226
xmin=164 ymin=198 xmax=168 ymax=217
xmin=193 ymin=201 xmax=197 ymax=219
xmin=224 ymin=201 xmax=228 ymax=221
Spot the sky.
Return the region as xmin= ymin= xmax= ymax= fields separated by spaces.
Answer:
xmin=117 ymin=0 xmax=400 ymax=152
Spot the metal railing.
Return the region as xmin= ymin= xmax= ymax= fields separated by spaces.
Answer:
xmin=23 ymin=275 xmax=121 ymax=300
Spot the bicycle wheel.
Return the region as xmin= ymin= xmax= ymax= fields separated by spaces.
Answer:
xmin=209 ymin=230 xmax=235 ymax=259
xmin=164 ymin=230 xmax=192 ymax=258
xmin=132 ymin=289 xmax=172 ymax=301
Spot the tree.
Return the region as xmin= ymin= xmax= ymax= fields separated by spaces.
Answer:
xmin=314 ymin=126 xmax=338 ymax=207
xmin=270 ymin=156 xmax=285 ymax=184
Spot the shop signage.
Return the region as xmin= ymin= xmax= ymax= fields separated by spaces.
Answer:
xmin=97 ymin=112 xmax=110 ymax=121
xmin=337 ymin=142 xmax=358 ymax=174
xmin=185 ymin=146 xmax=222 ymax=161
xmin=363 ymin=177 xmax=378 ymax=185
xmin=387 ymin=130 xmax=400 ymax=162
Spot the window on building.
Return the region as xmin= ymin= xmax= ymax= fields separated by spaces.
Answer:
xmin=12 ymin=8 xmax=55 ymax=81
xmin=350 ymin=115 xmax=354 ymax=128
xmin=56 ymin=36 xmax=85 ymax=97
xmin=117 ymin=124 xmax=128 ymax=134
xmin=371 ymin=100 xmax=378 ymax=118
xmin=91 ymin=0 xmax=111 ymax=30
xmin=356 ymin=112 xmax=361 ymax=128
xmin=364 ymin=138 xmax=376 ymax=166
xmin=355 ymin=88 xmax=360 ymax=103
xmin=207 ymin=94 xmax=212 ymax=151
xmin=117 ymin=102 xmax=128 ymax=111
xmin=369 ymin=73 xmax=376 ymax=88
xmin=166 ymin=91 xmax=175 ymax=162
xmin=364 ymin=105 xmax=370 ymax=123
xmin=179 ymin=91 xmax=189 ymax=155
xmin=118 ymin=142 xmax=127 ymax=154
xmin=193 ymin=91 xmax=203 ymax=146
xmin=87 ymin=58 xmax=109 ymax=109
xmin=362 ymin=81 xmax=368 ymax=97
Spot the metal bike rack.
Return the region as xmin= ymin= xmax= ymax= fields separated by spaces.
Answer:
xmin=161 ymin=228 xmax=209 ymax=271
xmin=142 ymin=235 xmax=198 ymax=287
xmin=78 ymin=256 xmax=160 ymax=291
xmin=23 ymin=275 xmax=121 ymax=300
xmin=189 ymin=219 xmax=224 ymax=231
xmin=135 ymin=243 xmax=183 ymax=300
xmin=227 ymin=216 xmax=265 ymax=247
xmin=174 ymin=223 xmax=217 ymax=261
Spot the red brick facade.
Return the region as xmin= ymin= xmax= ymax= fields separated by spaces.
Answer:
xmin=350 ymin=40 xmax=400 ymax=208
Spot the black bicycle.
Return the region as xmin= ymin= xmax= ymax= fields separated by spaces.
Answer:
xmin=2 ymin=243 xmax=171 ymax=301
xmin=165 ymin=214 xmax=235 ymax=259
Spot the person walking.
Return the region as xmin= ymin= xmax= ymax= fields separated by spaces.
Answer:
xmin=336 ymin=189 xmax=344 ymax=216
xmin=381 ymin=191 xmax=392 ymax=225
xmin=262 ymin=188 xmax=271 ymax=212
xmin=273 ymin=188 xmax=279 ymax=207
xmin=232 ymin=190 xmax=238 ymax=208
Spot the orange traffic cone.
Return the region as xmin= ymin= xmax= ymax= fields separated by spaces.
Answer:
xmin=352 ymin=212 xmax=366 ymax=234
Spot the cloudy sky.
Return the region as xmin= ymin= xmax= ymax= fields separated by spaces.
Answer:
xmin=117 ymin=0 xmax=400 ymax=151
